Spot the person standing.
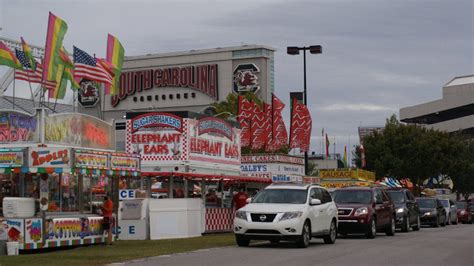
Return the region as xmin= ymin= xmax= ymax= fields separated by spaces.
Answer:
xmin=101 ymin=196 xmax=114 ymax=245
xmin=232 ymin=187 xmax=249 ymax=210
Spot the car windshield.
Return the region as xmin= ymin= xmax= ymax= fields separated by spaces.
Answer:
xmin=455 ymin=202 xmax=466 ymax=209
xmin=439 ymin=200 xmax=449 ymax=207
xmin=469 ymin=205 xmax=474 ymax=212
xmin=252 ymin=189 xmax=307 ymax=204
xmin=333 ymin=190 xmax=372 ymax=204
xmin=386 ymin=191 xmax=405 ymax=203
xmin=416 ymin=198 xmax=436 ymax=208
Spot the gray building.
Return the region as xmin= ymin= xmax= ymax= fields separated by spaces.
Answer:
xmin=77 ymin=45 xmax=276 ymax=150
xmin=400 ymin=75 xmax=474 ymax=135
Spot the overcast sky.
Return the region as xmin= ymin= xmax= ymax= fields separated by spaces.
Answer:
xmin=1 ymin=0 xmax=473 ymax=158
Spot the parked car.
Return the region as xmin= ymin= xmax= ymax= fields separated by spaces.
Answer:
xmin=233 ymin=183 xmax=338 ymax=248
xmin=385 ymin=189 xmax=421 ymax=232
xmin=333 ymin=186 xmax=396 ymax=239
xmin=438 ymin=199 xmax=458 ymax=225
xmin=416 ymin=197 xmax=447 ymax=227
xmin=455 ymin=201 xmax=473 ymax=224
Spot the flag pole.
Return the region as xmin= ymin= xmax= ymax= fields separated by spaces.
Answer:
xmin=25 ymin=68 xmax=36 ymax=108
xmin=12 ymin=69 xmax=16 ymax=109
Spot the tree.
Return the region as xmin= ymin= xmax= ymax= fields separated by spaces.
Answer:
xmin=359 ymin=115 xmax=466 ymax=191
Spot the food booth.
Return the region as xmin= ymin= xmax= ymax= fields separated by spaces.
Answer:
xmin=319 ymin=169 xmax=376 ymax=188
xmin=0 ymin=109 xmax=140 ymax=251
xmin=124 ymin=112 xmax=270 ymax=236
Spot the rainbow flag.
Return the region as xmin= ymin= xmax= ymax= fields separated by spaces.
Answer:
xmin=0 ymin=41 xmax=22 ymax=69
xmin=49 ymin=47 xmax=79 ymax=99
xmin=42 ymin=12 xmax=68 ymax=82
xmin=21 ymin=37 xmax=36 ymax=71
xmin=105 ymin=34 xmax=124 ymax=95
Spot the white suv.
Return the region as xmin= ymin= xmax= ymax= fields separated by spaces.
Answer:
xmin=233 ymin=183 xmax=338 ymax=248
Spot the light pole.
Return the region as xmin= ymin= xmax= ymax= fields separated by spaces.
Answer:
xmin=287 ymin=45 xmax=322 ymax=176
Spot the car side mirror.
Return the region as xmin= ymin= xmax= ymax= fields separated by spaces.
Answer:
xmin=310 ymin=199 xmax=321 ymax=205
xmin=374 ymin=197 xmax=383 ymax=204
xmin=246 ymin=198 xmax=252 ymax=204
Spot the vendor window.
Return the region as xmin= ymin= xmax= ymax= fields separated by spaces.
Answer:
xmin=82 ymin=175 xmax=111 ymax=213
xmin=46 ymin=173 xmax=79 ymax=212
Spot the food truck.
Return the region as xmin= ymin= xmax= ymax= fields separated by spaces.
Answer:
xmin=0 ymin=109 xmax=140 ymax=251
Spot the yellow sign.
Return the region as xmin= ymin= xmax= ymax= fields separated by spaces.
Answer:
xmin=320 ymin=169 xmax=375 ymax=182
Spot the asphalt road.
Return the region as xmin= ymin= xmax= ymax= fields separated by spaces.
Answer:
xmin=122 ymin=224 xmax=473 ymax=266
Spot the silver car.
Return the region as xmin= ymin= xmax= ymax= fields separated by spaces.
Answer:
xmin=439 ymin=199 xmax=458 ymax=225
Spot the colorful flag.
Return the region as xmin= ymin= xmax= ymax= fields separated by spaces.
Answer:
xmin=265 ymin=94 xmax=288 ymax=152
xmin=325 ymin=133 xmax=330 ymax=157
xmin=15 ymin=54 xmax=56 ymax=90
xmin=42 ymin=12 xmax=68 ymax=82
xmin=20 ymin=37 xmax=36 ymax=71
xmin=263 ymin=102 xmax=273 ymax=150
xmin=237 ymin=95 xmax=253 ymax=147
xmin=0 ymin=41 xmax=22 ymax=69
xmin=289 ymin=98 xmax=312 ymax=152
xmin=73 ymin=46 xmax=113 ymax=85
xmin=343 ymin=145 xmax=348 ymax=167
xmin=250 ymin=101 xmax=267 ymax=151
xmin=105 ymin=34 xmax=125 ymax=95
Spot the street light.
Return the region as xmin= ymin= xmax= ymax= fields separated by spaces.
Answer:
xmin=287 ymin=45 xmax=322 ymax=176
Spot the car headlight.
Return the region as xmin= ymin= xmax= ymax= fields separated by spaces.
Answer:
xmin=280 ymin=211 xmax=303 ymax=221
xmin=460 ymin=210 xmax=466 ymax=215
xmin=424 ymin=212 xmax=431 ymax=216
xmin=235 ymin=211 xmax=247 ymax=220
xmin=396 ymin=208 xmax=405 ymax=214
xmin=354 ymin=207 xmax=369 ymax=216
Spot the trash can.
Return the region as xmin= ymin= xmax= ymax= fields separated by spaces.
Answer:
xmin=6 ymin=241 xmax=19 ymax=256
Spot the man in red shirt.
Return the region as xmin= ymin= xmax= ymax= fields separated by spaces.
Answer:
xmin=233 ymin=188 xmax=249 ymax=210
xmin=101 ymin=196 xmax=114 ymax=245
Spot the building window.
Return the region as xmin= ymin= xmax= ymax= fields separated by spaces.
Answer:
xmin=155 ymin=95 xmax=159 ymax=101
xmin=191 ymin=92 xmax=196 ymax=98
xmin=184 ymin=93 xmax=188 ymax=99
xmin=169 ymin=94 xmax=173 ymax=100
xmin=176 ymin=94 xmax=181 ymax=99
xmin=133 ymin=97 xmax=137 ymax=102
xmin=162 ymin=95 xmax=166 ymax=100
xmin=140 ymin=96 xmax=144 ymax=102
xmin=147 ymin=96 xmax=152 ymax=101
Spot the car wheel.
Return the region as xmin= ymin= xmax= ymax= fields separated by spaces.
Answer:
xmin=296 ymin=221 xmax=311 ymax=248
xmin=401 ymin=216 xmax=410 ymax=232
xmin=366 ymin=218 xmax=376 ymax=239
xmin=386 ymin=216 xmax=396 ymax=236
xmin=412 ymin=215 xmax=421 ymax=231
xmin=235 ymin=235 xmax=250 ymax=247
xmin=323 ymin=220 xmax=337 ymax=244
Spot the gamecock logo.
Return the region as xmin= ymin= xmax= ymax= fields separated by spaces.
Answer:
xmin=233 ymin=64 xmax=260 ymax=93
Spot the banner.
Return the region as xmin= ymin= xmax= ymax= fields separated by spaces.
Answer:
xmin=237 ymin=96 xmax=253 ymax=147
xmin=74 ymin=150 xmax=108 ymax=169
xmin=3 ymin=219 xmax=24 ymax=243
xmin=25 ymin=218 xmax=43 ymax=244
xmin=29 ymin=147 xmax=71 ymax=168
xmin=110 ymin=154 xmax=140 ymax=171
xmin=267 ymin=94 xmax=288 ymax=151
xmin=250 ymin=102 xmax=267 ymax=150
xmin=0 ymin=111 xmax=38 ymax=143
xmin=44 ymin=217 xmax=104 ymax=242
xmin=289 ymin=98 xmax=312 ymax=152
xmin=188 ymin=119 xmax=240 ymax=167
xmin=45 ymin=114 xmax=115 ymax=150
xmin=0 ymin=149 xmax=24 ymax=168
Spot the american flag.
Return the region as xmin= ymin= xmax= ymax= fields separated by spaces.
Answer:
xmin=15 ymin=49 xmax=56 ymax=90
xmin=73 ymin=46 xmax=112 ymax=85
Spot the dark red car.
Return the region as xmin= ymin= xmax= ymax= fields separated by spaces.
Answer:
xmin=455 ymin=201 xmax=473 ymax=224
xmin=333 ymin=186 xmax=396 ymax=239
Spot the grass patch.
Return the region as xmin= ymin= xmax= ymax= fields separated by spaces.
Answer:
xmin=0 ymin=234 xmax=235 ymax=266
